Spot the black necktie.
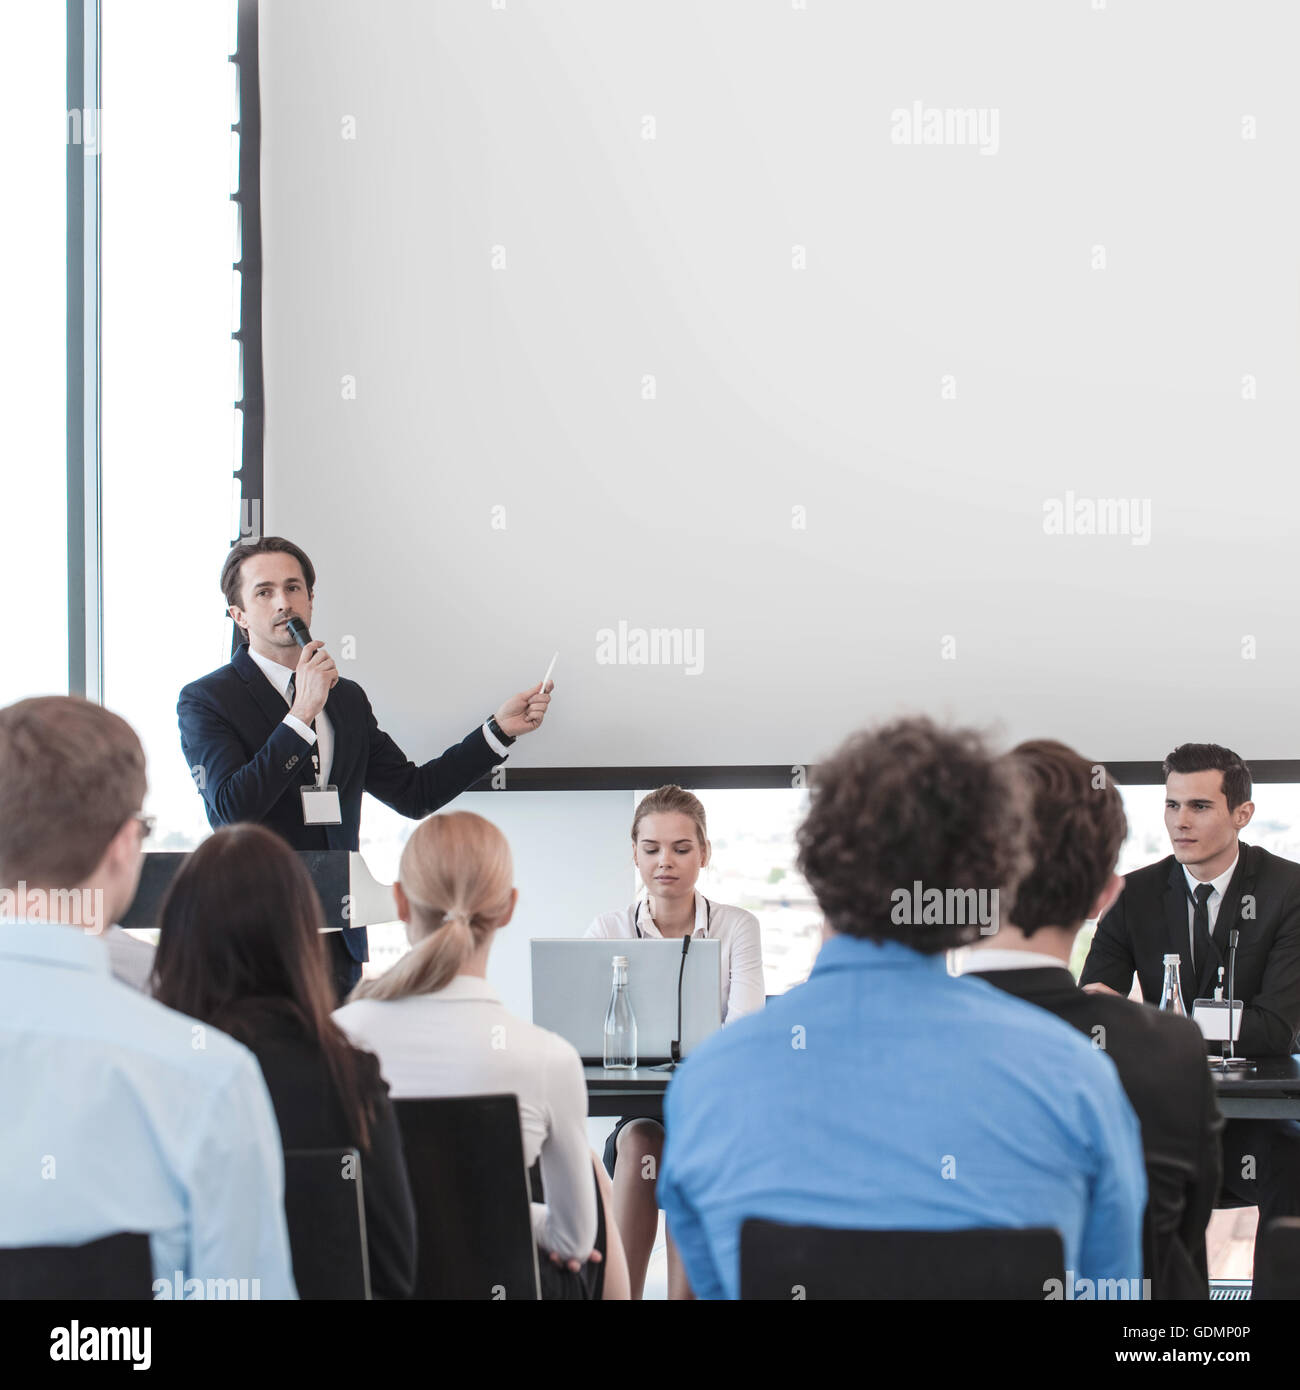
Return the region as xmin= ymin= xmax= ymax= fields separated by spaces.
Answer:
xmin=1190 ymin=882 xmax=1214 ymax=972
xmin=284 ymin=675 xmax=319 ymax=781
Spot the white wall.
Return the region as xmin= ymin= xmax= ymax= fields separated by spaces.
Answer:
xmin=363 ymin=788 xmax=634 ymax=1153
xmin=363 ymin=789 xmax=636 ymax=1021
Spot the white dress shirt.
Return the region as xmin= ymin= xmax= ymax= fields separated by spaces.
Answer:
xmin=1182 ymin=853 xmax=1238 ymax=970
xmin=950 ymin=946 xmax=1066 ymax=975
xmin=334 ymin=975 xmax=596 ymax=1261
xmin=247 ymin=645 xmax=512 ymax=783
xmin=585 ymin=891 xmax=765 ymax=1022
xmin=0 ymin=921 xmax=296 ymax=1295
xmin=102 ymin=924 xmax=156 ymax=994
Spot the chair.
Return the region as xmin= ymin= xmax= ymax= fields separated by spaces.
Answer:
xmin=1252 ymin=1217 xmax=1300 ymax=1299
xmin=283 ymin=1147 xmax=370 ymax=1300
xmin=1144 ymin=1149 xmax=1213 ymax=1300
xmin=739 ymin=1221 xmax=1065 ymax=1300
xmin=393 ymin=1095 xmax=540 ymax=1300
xmin=0 ymin=1231 xmax=153 ymax=1300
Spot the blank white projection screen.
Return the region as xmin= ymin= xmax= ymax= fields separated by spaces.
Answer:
xmin=260 ymin=1 xmax=1300 ymax=770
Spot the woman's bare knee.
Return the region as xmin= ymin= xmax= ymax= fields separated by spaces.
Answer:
xmin=615 ymin=1118 xmax=664 ymax=1160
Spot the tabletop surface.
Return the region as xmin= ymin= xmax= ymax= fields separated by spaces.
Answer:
xmin=582 ymin=1057 xmax=1300 ymax=1095
xmin=584 ymin=1066 xmax=673 ymax=1088
xmin=1210 ymin=1054 xmax=1300 ymax=1093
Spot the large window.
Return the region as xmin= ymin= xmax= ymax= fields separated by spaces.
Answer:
xmin=362 ymin=778 xmax=1300 ymax=991
xmin=101 ymin=0 xmax=240 ymax=847
xmin=2 ymin=4 xmax=68 ymax=705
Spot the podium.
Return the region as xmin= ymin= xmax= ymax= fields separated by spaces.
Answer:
xmin=120 ymin=850 xmax=398 ymax=934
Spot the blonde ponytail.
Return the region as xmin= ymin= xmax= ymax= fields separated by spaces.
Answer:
xmin=348 ymin=813 xmax=513 ymax=1003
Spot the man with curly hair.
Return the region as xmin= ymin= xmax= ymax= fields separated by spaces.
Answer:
xmin=657 ymin=716 xmax=1146 ymax=1300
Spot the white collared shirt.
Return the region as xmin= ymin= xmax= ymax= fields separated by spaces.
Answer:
xmin=950 ymin=946 xmax=1067 ymax=975
xmin=334 ymin=973 xmax=596 ymax=1261
xmin=1182 ymin=852 xmax=1238 ymax=969
xmin=246 ymin=645 xmax=512 ymax=784
xmin=585 ymin=891 xmax=765 ymax=1022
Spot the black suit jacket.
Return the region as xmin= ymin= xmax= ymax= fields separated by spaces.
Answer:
xmin=178 ymin=644 xmax=501 ymax=961
xmin=1080 ymin=842 xmax=1300 ymax=1057
xmin=244 ymin=1013 xmax=417 ymax=1300
xmin=969 ymin=964 xmax=1223 ymax=1301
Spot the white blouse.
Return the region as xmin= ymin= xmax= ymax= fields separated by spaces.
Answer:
xmin=585 ymin=892 xmax=765 ymax=1022
xmin=334 ymin=975 xmax=596 ymax=1261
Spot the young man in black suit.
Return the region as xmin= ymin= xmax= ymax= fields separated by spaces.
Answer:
xmin=179 ymin=536 xmax=553 ymax=1001
xmin=1079 ymin=743 xmax=1300 ymax=1257
xmin=964 ymin=739 xmax=1223 ymax=1299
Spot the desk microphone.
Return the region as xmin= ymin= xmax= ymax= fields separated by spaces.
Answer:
xmin=669 ymin=936 xmax=692 ymax=1066
xmin=285 ymin=616 xmax=312 ymax=648
xmin=1226 ymin=928 xmax=1242 ymax=1062
xmin=1214 ymin=927 xmax=1253 ymax=1071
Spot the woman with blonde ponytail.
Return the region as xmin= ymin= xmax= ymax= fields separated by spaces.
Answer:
xmin=334 ymin=811 xmax=628 ymax=1300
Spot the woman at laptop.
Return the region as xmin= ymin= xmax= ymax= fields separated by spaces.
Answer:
xmin=586 ymin=784 xmax=764 ymax=1299
xmin=334 ymin=810 xmax=630 ymax=1300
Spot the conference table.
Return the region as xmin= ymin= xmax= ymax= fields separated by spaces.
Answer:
xmin=584 ymin=1057 xmax=1300 ymax=1122
xmin=584 ymin=1067 xmax=671 ymax=1119
xmin=1213 ymin=1055 xmax=1300 ymax=1120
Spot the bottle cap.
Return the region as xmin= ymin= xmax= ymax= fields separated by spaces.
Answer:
xmin=1163 ymin=953 xmax=1181 ymax=965
xmin=613 ymin=955 xmax=628 ymax=967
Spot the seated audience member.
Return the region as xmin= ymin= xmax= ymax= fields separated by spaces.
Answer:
xmin=0 ymin=696 xmax=295 ymax=1296
xmin=586 ymin=784 xmax=764 ymax=1299
xmin=657 ymin=716 xmax=1147 ymax=1300
xmin=1080 ymin=742 xmax=1300 ymax=1257
xmin=152 ymin=824 xmax=417 ymax=1300
xmin=961 ymin=739 xmax=1223 ymax=1299
xmin=335 ymin=811 xmax=630 ymax=1300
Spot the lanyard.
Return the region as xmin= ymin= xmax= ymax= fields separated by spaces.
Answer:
xmin=634 ymin=895 xmax=712 ymax=939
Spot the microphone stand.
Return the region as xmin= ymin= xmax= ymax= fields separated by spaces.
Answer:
xmin=1209 ymin=929 xmax=1253 ymax=1072
xmin=651 ymin=936 xmax=692 ymax=1072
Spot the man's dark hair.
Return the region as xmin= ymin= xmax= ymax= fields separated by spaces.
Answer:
xmin=795 ymin=716 xmax=1031 ymax=953
xmin=220 ymin=536 xmax=316 ymax=611
xmin=1162 ymin=743 xmax=1252 ymax=812
xmin=1004 ymin=740 xmax=1127 ymax=936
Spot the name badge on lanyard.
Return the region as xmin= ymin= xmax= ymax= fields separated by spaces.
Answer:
xmin=301 ymin=786 xmax=342 ymax=825
xmin=300 ymin=742 xmax=342 ymax=825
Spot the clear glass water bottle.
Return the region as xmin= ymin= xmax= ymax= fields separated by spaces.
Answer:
xmin=1158 ymin=953 xmax=1186 ymax=1016
xmin=603 ymin=955 xmax=637 ymax=1069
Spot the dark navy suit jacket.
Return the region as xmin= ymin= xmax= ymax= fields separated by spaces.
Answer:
xmin=178 ymin=644 xmax=501 ymax=962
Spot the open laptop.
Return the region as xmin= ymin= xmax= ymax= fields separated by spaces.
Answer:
xmin=531 ymin=939 xmax=723 ymax=1066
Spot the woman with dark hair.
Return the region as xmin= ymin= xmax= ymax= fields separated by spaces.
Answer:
xmin=152 ymin=824 xmax=416 ymax=1300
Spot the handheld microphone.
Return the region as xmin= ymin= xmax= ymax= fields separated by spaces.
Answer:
xmin=285 ymin=616 xmax=312 ymax=649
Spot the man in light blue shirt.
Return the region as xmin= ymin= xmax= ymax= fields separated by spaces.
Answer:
xmin=0 ymin=696 xmax=295 ymax=1298
xmin=658 ymin=717 xmax=1146 ymax=1300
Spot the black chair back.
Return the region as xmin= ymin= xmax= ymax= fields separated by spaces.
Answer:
xmin=740 ymin=1220 xmax=1065 ymax=1300
xmin=0 ymin=1231 xmax=153 ymax=1300
xmin=283 ymin=1147 xmax=370 ymax=1300
xmin=393 ymin=1094 xmax=540 ymax=1300
xmin=1253 ymin=1217 xmax=1300 ymax=1299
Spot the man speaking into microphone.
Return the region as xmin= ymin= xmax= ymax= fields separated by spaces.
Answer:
xmin=178 ymin=536 xmax=551 ymax=1000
